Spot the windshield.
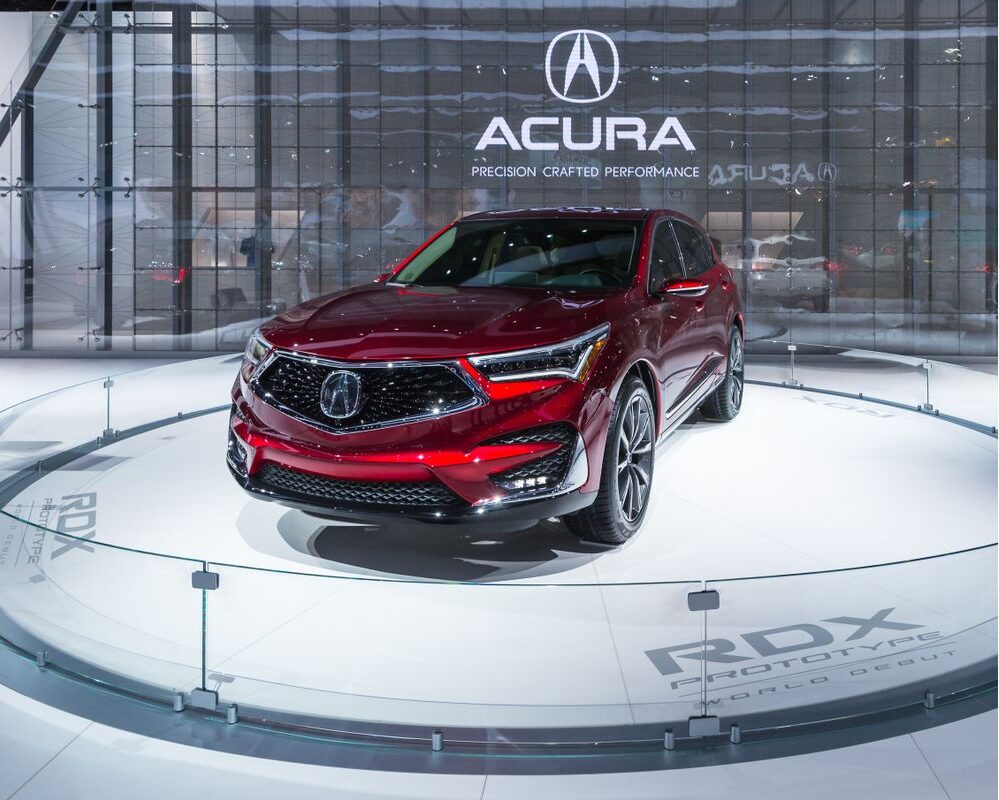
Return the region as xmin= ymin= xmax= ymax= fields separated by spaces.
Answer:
xmin=392 ymin=219 xmax=641 ymax=290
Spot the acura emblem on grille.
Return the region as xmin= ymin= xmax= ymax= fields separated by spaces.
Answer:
xmin=319 ymin=370 xmax=364 ymax=419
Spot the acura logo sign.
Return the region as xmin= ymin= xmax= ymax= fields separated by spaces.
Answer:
xmin=545 ymin=29 xmax=619 ymax=104
xmin=320 ymin=370 xmax=364 ymax=419
xmin=474 ymin=29 xmax=695 ymax=154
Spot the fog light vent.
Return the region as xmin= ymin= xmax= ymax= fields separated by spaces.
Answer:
xmin=488 ymin=424 xmax=576 ymax=495
xmin=227 ymin=429 xmax=247 ymax=476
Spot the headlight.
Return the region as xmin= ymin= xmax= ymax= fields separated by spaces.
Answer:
xmin=469 ymin=324 xmax=610 ymax=382
xmin=240 ymin=330 xmax=271 ymax=381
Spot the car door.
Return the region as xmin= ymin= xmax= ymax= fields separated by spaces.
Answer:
xmin=645 ymin=218 xmax=704 ymax=415
xmin=670 ymin=218 xmax=728 ymax=376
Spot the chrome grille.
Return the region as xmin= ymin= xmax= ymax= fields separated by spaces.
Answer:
xmin=254 ymin=353 xmax=482 ymax=432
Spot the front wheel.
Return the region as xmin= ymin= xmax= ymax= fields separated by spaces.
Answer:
xmin=700 ymin=327 xmax=744 ymax=422
xmin=562 ymin=376 xmax=655 ymax=545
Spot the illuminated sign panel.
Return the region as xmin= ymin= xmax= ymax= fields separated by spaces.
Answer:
xmin=472 ymin=29 xmax=698 ymax=180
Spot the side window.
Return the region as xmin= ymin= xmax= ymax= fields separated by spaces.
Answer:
xmin=649 ymin=221 xmax=684 ymax=292
xmin=697 ymin=231 xmax=717 ymax=268
xmin=672 ymin=220 xmax=713 ymax=276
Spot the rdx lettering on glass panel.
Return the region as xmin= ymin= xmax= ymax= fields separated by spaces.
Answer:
xmin=646 ymin=608 xmax=926 ymax=679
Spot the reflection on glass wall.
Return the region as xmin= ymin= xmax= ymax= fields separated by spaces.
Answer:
xmin=0 ymin=0 xmax=995 ymax=353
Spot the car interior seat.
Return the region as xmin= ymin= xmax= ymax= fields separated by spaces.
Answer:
xmin=490 ymin=245 xmax=545 ymax=285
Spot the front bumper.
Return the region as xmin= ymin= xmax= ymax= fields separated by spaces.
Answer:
xmin=228 ymin=359 xmax=610 ymax=526
xmin=228 ymin=457 xmax=595 ymax=527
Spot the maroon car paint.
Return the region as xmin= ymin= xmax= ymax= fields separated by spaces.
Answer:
xmin=230 ymin=207 xmax=743 ymax=522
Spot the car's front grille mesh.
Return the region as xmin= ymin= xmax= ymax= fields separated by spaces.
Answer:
xmin=487 ymin=424 xmax=576 ymax=448
xmin=255 ymin=355 xmax=479 ymax=431
xmin=256 ymin=463 xmax=465 ymax=509
xmin=488 ymin=424 xmax=577 ymax=493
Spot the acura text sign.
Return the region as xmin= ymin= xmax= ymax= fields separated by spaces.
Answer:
xmin=472 ymin=29 xmax=699 ymax=181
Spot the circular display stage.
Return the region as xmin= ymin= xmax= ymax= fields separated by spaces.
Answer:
xmin=0 ymin=369 xmax=995 ymax=772
xmin=4 ymin=383 xmax=994 ymax=582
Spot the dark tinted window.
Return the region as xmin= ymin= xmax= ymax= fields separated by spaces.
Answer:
xmin=649 ymin=221 xmax=684 ymax=291
xmin=394 ymin=219 xmax=641 ymax=290
xmin=672 ymin=220 xmax=713 ymax=276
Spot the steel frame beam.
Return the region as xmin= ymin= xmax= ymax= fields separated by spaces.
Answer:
xmin=0 ymin=1 xmax=85 ymax=150
xmin=171 ymin=6 xmax=193 ymax=342
xmin=901 ymin=1 xmax=918 ymax=329
xmin=96 ymin=0 xmax=114 ymax=348
xmin=0 ymin=1 xmax=85 ymax=350
xmin=20 ymin=88 xmax=33 ymax=349
xmin=254 ymin=2 xmax=272 ymax=319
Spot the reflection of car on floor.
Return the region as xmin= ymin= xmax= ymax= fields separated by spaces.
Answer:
xmin=228 ymin=208 xmax=744 ymax=544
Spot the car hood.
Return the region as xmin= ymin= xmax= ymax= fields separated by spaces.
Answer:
xmin=260 ymin=284 xmax=620 ymax=361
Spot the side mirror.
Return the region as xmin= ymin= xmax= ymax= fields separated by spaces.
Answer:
xmin=655 ymin=277 xmax=709 ymax=298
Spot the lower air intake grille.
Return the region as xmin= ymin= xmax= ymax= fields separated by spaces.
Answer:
xmin=488 ymin=424 xmax=577 ymax=493
xmin=256 ymin=463 xmax=465 ymax=509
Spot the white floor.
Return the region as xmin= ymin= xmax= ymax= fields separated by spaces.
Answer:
xmin=0 ymin=356 xmax=995 ymax=798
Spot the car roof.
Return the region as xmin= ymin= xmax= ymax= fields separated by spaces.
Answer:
xmin=460 ymin=207 xmax=662 ymax=222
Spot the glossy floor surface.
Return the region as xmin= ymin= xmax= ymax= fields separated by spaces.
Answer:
xmin=3 ymin=380 xmax=995 ymax=582
xmin=0 ymin=356 xmax=995 ymax=798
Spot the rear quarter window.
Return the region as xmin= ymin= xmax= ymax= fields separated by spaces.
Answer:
xmin=671 ymin=220 xmax=713 ymax=276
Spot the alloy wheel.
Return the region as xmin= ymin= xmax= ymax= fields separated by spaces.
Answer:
xmin=730 ymin=334 xmax=744 ymax=409
xmin=616 ymin=394 xmax=654 ymax=523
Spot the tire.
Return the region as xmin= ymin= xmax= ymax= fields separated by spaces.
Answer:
xmin=562 ymin=376 xmax=655 ymax=545
xmin=700 ymin=327 xmax=744 ymax=422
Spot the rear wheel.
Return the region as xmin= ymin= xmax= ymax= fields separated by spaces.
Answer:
xmin=562 ymin=376 xmax=654 ymax=545
xmin=700 ymin=327 xmax=744 ymax=422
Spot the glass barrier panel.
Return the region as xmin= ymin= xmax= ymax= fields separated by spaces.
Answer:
xmin=702 ymin=547 xmax=997 ymax=726
xmin=742 ymin=343 xmax=795 ymax=387
xmin=204 ymin=566 xmax=703 ymax=731
xmin=0 ymin=379 xmax=110 ymax=476
xmin=746 ymin=340 xmax=927 ymax=409
xmin=745 ymin=340 xmax=997 ymax=430
xmin=797 ymin=348 xmax=928 ymax=409
xmin=106 ymin=355 xmax=239 ymax=433
xmin=919 ymin=359 xmax=997 ymax=431
xmin=599 ymin=580 xmax=706 ymax=726
xmin=0 ymin=521 xmax=203 ymax=701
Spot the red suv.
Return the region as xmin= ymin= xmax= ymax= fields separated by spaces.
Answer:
xmin=228 ymin=208 xmax=744 ymax=544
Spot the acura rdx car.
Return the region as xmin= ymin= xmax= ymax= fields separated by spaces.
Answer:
xmin=228 ymin=208 xmax=744 ymax=544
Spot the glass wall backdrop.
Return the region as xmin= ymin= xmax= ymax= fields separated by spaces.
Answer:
xmin=0 ymin=0 xmax=995 ymax=353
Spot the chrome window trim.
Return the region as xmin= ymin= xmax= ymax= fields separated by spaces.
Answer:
xmin=249 ymin=350 xmax=488 ymax=435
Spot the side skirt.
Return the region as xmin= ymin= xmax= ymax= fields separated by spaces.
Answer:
xmin=656 ymin=362 xmax=725 ymax=443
